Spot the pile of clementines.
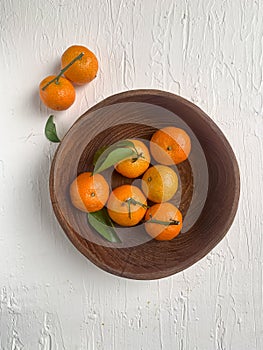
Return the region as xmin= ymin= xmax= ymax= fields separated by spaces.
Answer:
xmin=39 ymin=45 xmax=98 ymax=111
xmin=70 ymin=127 xmax=191 ymax=241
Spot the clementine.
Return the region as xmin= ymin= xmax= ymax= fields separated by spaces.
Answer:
xmin=150 ymin=127 xmax=191 ymax=165
xmin=115 ymin=139 xmax=150 ymax=178
xmin=144 ymin=203 xmax=182 ymax=240
xmin=70 ymin=172 xmax=109 ymax=213
xmin=107 ymin=185 xmax=148 ymax=226
xmin=39 ymin=75 xmax=75 ymax=111
xmin=61 ymin=45 xmax=98 ymax=85
xmin=141 ymin=165 xmax=178 ymax=203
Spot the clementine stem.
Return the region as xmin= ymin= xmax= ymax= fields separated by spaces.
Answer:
xmin=125 ymin=198 xmax=149 ymax=219
xmin=131 ymin=152 xmax=145 ymax=163
xmin=145 ymin=215 xmax=180 ymax=226
xmin=42 ymin=52 xmax=84 ymax=91
xmin=127 ymin=200 xmax=132 ymax=219
xmin=128 ymin=198 xmax=149 ymax=209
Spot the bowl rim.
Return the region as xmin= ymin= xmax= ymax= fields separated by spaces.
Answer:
xmin=49 ymin=89 xmax=240 ymax=280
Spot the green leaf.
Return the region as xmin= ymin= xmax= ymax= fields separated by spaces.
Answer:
xmin=93 ymin=147 xmax=136 ymax=174
xmin=45 ymin=115 xmax=60 ymax=143
xmin=93 ymin=140 xmax=135 ymax=167
xmin=108 ymin=140 xmax=135 ymax=151
xmin=93 ymin=146 xmax=108 ymax=165
xmin=87 ymin=208 xmax=121 ymax=243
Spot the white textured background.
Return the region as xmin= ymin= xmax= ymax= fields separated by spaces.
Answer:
xmin=0 ymin=0 xmax=262 ymax=349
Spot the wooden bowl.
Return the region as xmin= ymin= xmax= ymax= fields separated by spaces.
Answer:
xmin=50 ymin=90 xmax=240 ymax=280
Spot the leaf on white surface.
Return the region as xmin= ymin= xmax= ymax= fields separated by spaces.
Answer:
xmin=45 ymin=115 xmax=60 ymax=143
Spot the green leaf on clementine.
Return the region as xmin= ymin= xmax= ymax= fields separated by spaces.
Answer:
xmin=87 ymin=208 xmax=121 ymax=243
xmin=45 ymin=115 xmax=60 ymax=143
xmin=93 ymin=147 xmax=137 ymax=174
xmin=93 ymin=140 xmax=135 ymax=166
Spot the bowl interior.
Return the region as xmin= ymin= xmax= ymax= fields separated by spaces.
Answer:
xmin=50 ymin=90 xmax=240 ymax=279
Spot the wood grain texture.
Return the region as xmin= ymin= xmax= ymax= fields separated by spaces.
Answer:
xmin=0 ymin=0 xmax=262 ymax=349
xmin=50 ymin=90 xmax=240 ymax=280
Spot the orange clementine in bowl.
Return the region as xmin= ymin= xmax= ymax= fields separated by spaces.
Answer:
xmin=115 ymin=139 xmax=150 ymax=178
xmin=141 ymin=165 xmax=178 ymax=203
xmin=144 ymin=202 xmax=182 ymax=240
xmin=150 ymin=127 xmax=191 ymax=165
xmin=39 ymin=75 xmax=75 ymax=110
xmin=61 ymin=45 xmax=98 ymax=85
xmin=70 ymin=172 xmax=109 ymax=213
xmin=107 ymin=185 xmax=148 ymax=226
